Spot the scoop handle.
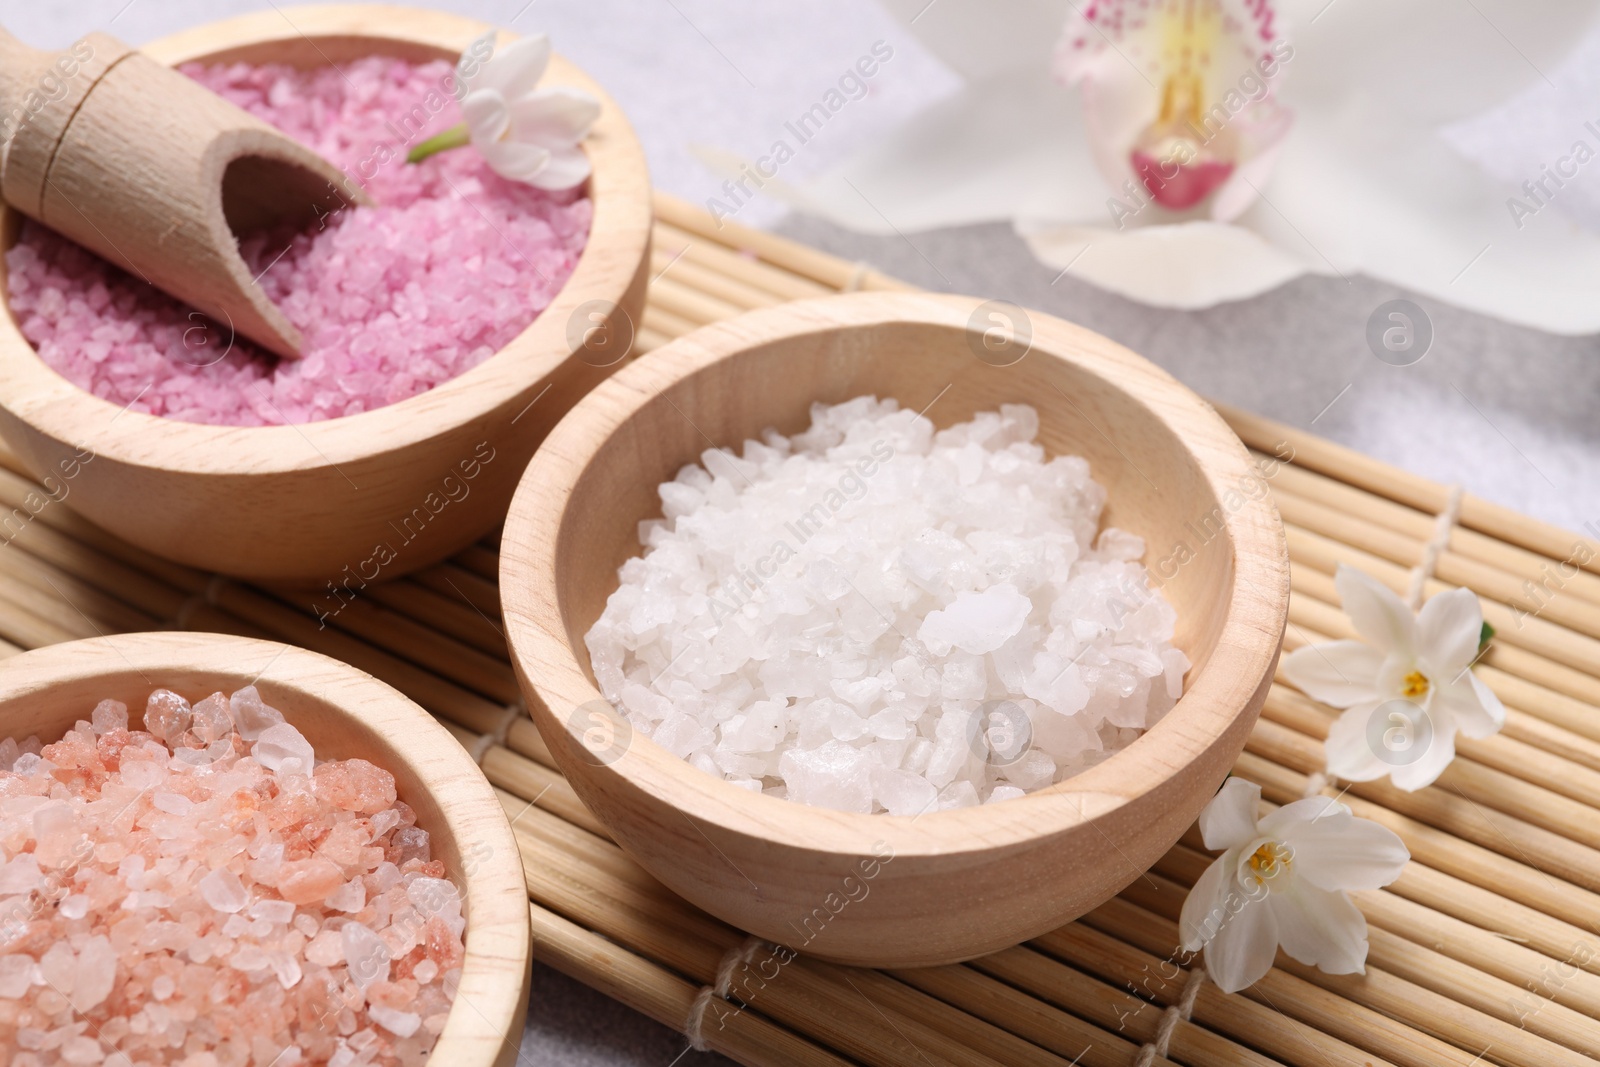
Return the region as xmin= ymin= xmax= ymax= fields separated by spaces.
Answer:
xmin=0 ymin=27 xmax=135 ymax=218
xmin=0 ymin=25 xmax=51 ymax=146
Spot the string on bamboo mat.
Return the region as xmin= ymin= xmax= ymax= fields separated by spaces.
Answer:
xmin=1405 ymin=483 xmax=1464 ymax=611
xmin=841 ymin=262 xmax=872 ymax=292
xmin=685 ymin=935 xmax=767 ymax=1051
xmin=1134 ymin=964 xmax=1207 ymax=1067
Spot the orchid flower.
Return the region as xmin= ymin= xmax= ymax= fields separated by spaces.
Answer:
xmin=1282 ymin=565 xmax=1504 ymax=791
xmin=1179 ymin=777 xmax=1409 ymax=994
xmin=789 ymin=0 xmax=1600 ymax=332
xmin=409 ymin=31 xmax=599 ymax=190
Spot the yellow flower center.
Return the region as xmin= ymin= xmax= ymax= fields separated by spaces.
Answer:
xmin=1246 ymin=841 xmax=1292 ymax=884
xmin=1401 ymin=670 xmax=1430 ymax=699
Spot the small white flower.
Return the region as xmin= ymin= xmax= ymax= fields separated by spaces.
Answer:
xmin=455 ymin=31 xmax=599 ymax=189
xmin=1283 ymin=565 xmax=1504 ymax=791
xmin=1180 ymin=777 xmax=1408 ymax=994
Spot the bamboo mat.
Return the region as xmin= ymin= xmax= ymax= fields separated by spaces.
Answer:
xmin=2 ymin=191 xmax=1599 ymax=1067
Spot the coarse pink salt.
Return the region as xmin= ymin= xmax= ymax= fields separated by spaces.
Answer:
xmin=0 ymin=687 xmax=467 ymax=1066
xmin=4 ymin=57 xmax=592 ymax=426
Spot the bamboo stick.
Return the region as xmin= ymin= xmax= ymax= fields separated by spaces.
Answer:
xmin=1284 ymin=522 xmax=1600 ymax=677
xmin=483 ymin=743 xmax=610 ymax=840
xmin=1088 ymin=890 xmax=1592 ymax=1067
xmin=942 ymin=949 xmax=1287 ymax=1067
xmin=177 ymin=599 xmax=274 ymax=643
xmin=650 ymin=249 xmax=784 ymax=311
xmin=0 ymin=571 xmax=104 ymax=643
xmin=0 ymin=517 xmax=189 ymax=620
xmin=1258 ymin=453 xmax=1600 ymax=608
xmin=654 ymin=192 xmax=913 ymax=295
xmin=821 ymin=968 xmax=1090 ymax=1067
xmin=637 ymin=326 xmax=672 ymax=354
xmin=0 ymin=543 xmax=158 ymax=634
xmin=1233 ymin=751 xmax=1600 ymax=972
xmin=453 ymin=544 xmax=499 ymax=582
xmin=506 ymin=716 xmax=557 ymax=770
xmin=299 ymin=592 xmax=520 ymax=705
xmin=204 ymin=580 xmax=513 ymax=737
xmin=408 ymin=562 xmax=501 ymax=620
xmin=650 ymin=220 xmax=834 ymax=302
xmin=888 ymin=961 xmax=1182 ymax=1067
xmin=1274 ymin=484 xmax=1600 ymax=638
xmin=1150 ymin=845 xmax=1600 ymax=1052
xmin=642 ymin=302 xmax=699 ymax=342
xmin=0 ymin=465 xmax=208 ymax=594
xmin=1036 ymin=918 xmax=1470 ymax=1067
xmin=361 ymin=577 xmax=505 ymax=657
xmin=1217 ymin=402 xmax=1600 ymax=579
xmin=527 ymin=903 xmax=855 ymax=1067
xmin=649 ymin=273 xmax=746 ymax=327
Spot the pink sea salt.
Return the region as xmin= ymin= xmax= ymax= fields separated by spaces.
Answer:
xmin=0 ymin=686 xmax=467 ymax=1065
xmin=4 ymin=57 xmax=592 ymax=426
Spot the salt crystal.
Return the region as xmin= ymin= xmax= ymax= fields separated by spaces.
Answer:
xmin=276 ymin=858 xmax=344 ymax=905
xmin=252 ymin=722 xmax=314 ymax=775
xmin=39 ymin=942 xmax=74 ymax=994
xmin=0 ymin=954 xmax=34 ymax=998
xmin=585 ymin=400 xmax=1185 ymax=811
xmin=249 ymin=899 xmax=296 ymax=925
xmin=917 ymin=584 xmax=1033 ymax=656
xmin=229 ymin=686 xmax=285 ymax=741
xmin=341 ymin=922 xmax=392 ymax=988
xmin=189 ymin=693 xmax=233 ymax=744
xmin=305 ymin=929 xmax=345 ymax=967
xmin=368 ymin=1005 xmax=421 ymax=1038
xmin=33 ymin=801 xmax=82 ymax=868
xmin=325 ymin=880 xmax=366 ymax=914
xmin=198 ymin=867 xmax=248 ymax=913
xmin=142 ymin=690 xmax=190 ymax=742
xmin=0 ymin=853 xmax=44 ymax=894
xmin=70 ymin=935 xmax=115 ymax=1011
xmin=151 ymin=792 xmax=193 ymax=815
xmin=89 ymin=699 xmax=128 ymax=735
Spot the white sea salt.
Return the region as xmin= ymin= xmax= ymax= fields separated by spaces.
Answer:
xmin=584 ymin=397 xmax=1189 ymax=813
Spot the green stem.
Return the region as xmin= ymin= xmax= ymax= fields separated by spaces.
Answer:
xmin=408 ymin=123 xmax=471 ymax=164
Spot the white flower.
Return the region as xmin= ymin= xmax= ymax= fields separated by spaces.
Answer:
xmin=788 ymin=0 xmax=1600 ymax=333
xmin=1282 ymin=565 xmax=1505 ymax=791
xmin=458 ymin=31 xmax=599 ymax=189
xmin=1179 ymin=777 xmax=1408 ymax=994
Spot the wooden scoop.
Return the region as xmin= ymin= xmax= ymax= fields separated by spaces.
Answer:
xmin=0 ymin=28 xmax=368 ymax=360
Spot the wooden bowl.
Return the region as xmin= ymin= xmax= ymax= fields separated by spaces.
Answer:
xmin=0 ymin=630 xmax=529 ymax=1065
xmin=0 ymin=5 xmax=651 ymax=584
xmin=500 ymin=292 xmax=1289 ymax=967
